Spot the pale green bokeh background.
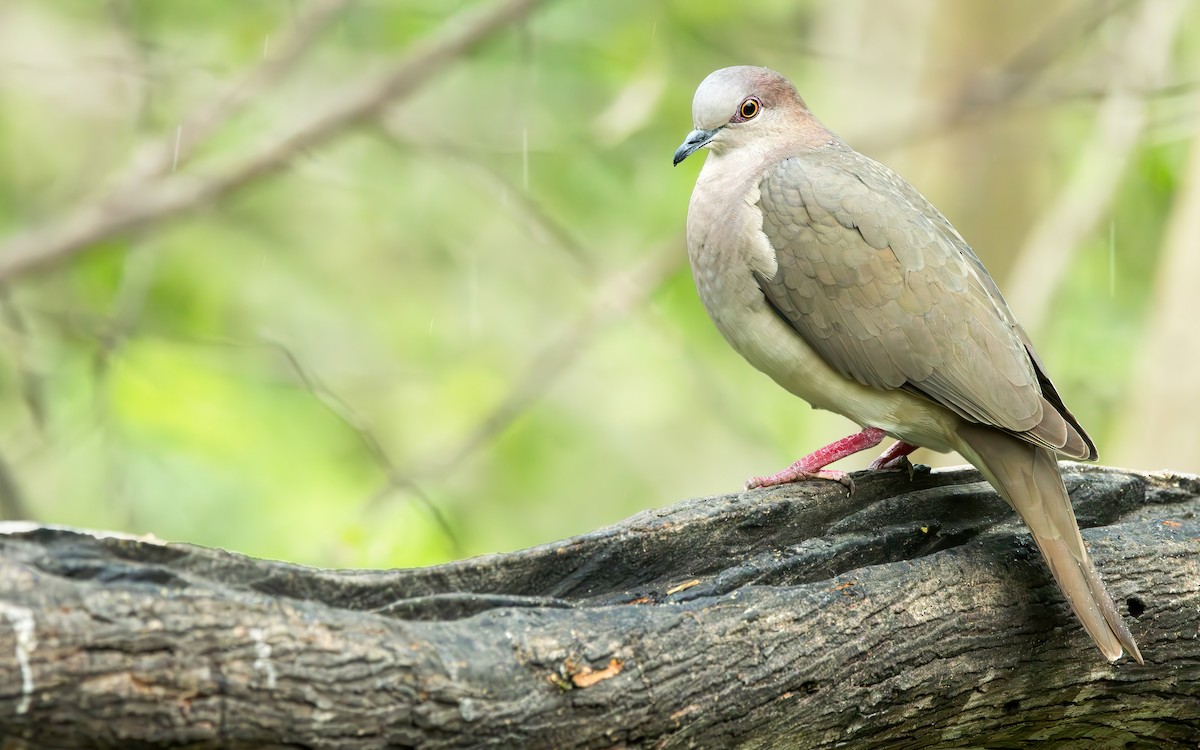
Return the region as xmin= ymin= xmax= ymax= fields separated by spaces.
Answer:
xmin=1 ymin=0 xmax=1196 ymax=568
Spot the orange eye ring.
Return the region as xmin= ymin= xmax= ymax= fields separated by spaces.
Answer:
xmin=730 ymin=97 xmax=761 ymax=123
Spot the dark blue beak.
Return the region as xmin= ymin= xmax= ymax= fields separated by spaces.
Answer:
xmin=673 ymin=128 xmax=719 ymax=166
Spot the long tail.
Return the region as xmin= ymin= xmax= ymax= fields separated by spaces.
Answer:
xmin=955 ymin=423 xmax=1143 ymax=664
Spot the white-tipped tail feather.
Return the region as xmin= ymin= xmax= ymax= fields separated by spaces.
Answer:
xmin=956 ymin=423 xmax=1142 ymax=663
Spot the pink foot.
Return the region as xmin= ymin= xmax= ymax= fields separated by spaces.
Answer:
xmin=745 ymin=467 xmax=854 ymax=492
xmin=745 ymin=427 xmax=887 ymax=495
xmin=868 ymin=441 xmax=919 ymax=472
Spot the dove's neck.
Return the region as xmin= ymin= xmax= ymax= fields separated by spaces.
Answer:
xmin=686 ymin=135 xmax=813 ymax=253
xmin=684 ymin=143 xmax=787 ymax=323
xmin=696 ymin=118 xmax=839 ymax=196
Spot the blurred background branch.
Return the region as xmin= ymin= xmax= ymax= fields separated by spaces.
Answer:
xmin=1005 ymin=0 xmax=1187 ymax=331
xmin=0 ymin=0 xmax=546 ymax=281
xmin=116 ymin=0 xmax=356 ymax=188
xmin=0 ymin=0 xmax=1194 ymax=566
xmin=263 ymin=335 xmax=460 ymax=554
xmin=1113 ymin=108 xmax=1200 ymax=470
xmin=412 ymin=243 xmax=684 ymax=481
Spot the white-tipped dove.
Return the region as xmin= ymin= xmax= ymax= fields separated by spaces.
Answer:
xmin=674 ymin=65 xmax=1141 ymax=664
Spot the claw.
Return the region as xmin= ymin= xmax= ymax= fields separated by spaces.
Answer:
xmin=868 ymin=455 xmax=914 ymax=477
xmin=867 ymin=441 xmax=919 ymax=476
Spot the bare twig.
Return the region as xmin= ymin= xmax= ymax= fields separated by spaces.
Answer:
xmin=0 ymin=0 xmax=548 ymax=282
xmin=1005 ymin=0 xmax=1187 ymax=331
xmin=381 ymin=128 xmax=765 ymax=480
xmin=939 ymin=0 xmax=1136 ymax=119
xmin=392 ymin=141 xmax=774 ymax=472
xmin=859 ymin=0 xmax=1137 ymax=153
xmin=103 ymin=0 xmax=162 ymax=130
xmin=261 ymin=338 xmax=461 ymax=555
xmin=416 ymin=241 xmax=684 ymax=479
xmin=118 ymin=0 xmax=354 ymax=185
xmin=0 ymin=449 xmax=30 ymax=521
xmin=12 ymin=303 xmax=461 ymax=549
xmin=422 ymin=140 xmax=597 ymax=274
xmin=92 ymin=244 xmax=158 ymax=377
xmin=0 ymin=288 xmax=46 ymax=431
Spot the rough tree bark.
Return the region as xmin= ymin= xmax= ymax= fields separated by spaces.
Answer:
xmin=0 ymin=464 xmax=1197 ymax=749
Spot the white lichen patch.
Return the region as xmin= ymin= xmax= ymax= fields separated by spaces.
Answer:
xmin=250 ymin=627 xmax=277 ymax=689
xmin=0 ymin=602 xmax=37 ymax=714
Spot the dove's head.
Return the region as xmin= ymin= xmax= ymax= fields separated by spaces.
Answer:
xmin=673 ymin=66 xmax=812 ymax=166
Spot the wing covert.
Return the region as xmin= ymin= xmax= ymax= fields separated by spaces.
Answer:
xmin=754 ymin=149 xmax=1048 ymax=437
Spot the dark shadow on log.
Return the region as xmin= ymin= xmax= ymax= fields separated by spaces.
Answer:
xmin=1 ymin=464 xmax=1198 ymax=748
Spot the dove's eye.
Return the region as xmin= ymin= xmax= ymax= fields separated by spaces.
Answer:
xmin=733 ymin=97 xmax=760 ymax=122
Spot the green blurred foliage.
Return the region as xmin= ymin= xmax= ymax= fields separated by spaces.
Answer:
xmin=0 ymin=0 xmax=1195 ymax=568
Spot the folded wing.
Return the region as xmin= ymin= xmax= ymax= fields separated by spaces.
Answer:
xmin=753 ymin=147 xmax=1094 ymax=459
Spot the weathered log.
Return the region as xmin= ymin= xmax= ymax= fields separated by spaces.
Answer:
xmin=0 ymin=464 xmax=1197 ymax=748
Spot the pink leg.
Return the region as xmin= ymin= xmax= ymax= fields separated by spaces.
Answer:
xmin=868 ymin=441 xmax=919 ymax=471
xmin=746 ymin=427 xmax=886 ymax=492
